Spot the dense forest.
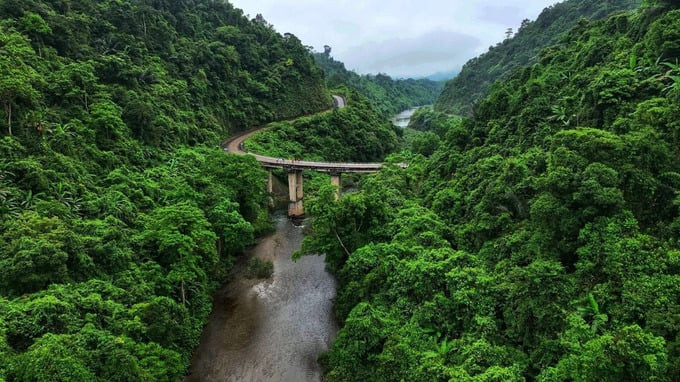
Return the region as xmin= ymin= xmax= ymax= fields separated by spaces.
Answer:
xmin=313 ymin=51 xmax=444 ymax=116
xmin=297 ymin=1 xmax=680 ymax=380
xmin=1 ymin=0 xmax=679 ymax=381
xmin=435 ymin=0 xmax=641 ymax=116
xmin=244 ymin=89 xmax=401 ymax=162
xmin=0 ymin=0 xmax=330 ymax=380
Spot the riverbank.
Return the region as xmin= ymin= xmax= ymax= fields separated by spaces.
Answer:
xmin=186 ymin=104 xmax=421 ymax=381
xmin=185 ymin=210 xmax=338 ymax=382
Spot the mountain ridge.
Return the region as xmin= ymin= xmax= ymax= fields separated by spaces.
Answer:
xmin=435 ymin=0 xmax=641 ymax=116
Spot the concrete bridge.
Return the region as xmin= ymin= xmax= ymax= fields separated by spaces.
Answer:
xmin=224 ymin=96 xmax=407 ymax=217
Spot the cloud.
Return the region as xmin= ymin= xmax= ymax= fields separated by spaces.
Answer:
xmin=337 ymin=30 xmax=480 ymax=78
xmin=229 ymin=0 xmax=557 ymax=78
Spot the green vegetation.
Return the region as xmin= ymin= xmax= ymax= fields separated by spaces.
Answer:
xmin=314 ymin=51 xmax=444 ymax=116
xmin=408 ymin=106 xmax=461 ymax=137
xmin=0 ymin=0 xmax=330 ymax=380
xmin=245 ymin=90 xmax=401 ymax=162
xmin=0 ymin=0 xmax=329 ymax=142
xmin=436 ymin=0 xmax=641 ymax=116
xmin=301 ymin=2 xmax=680 ymax=381
xmin=404 ymin=106 xmax=462 ymax=157
xmin=2 ymin=0 xmax=678 ymax=380
xmin=245 ymin=258 xmax=274 ymax=279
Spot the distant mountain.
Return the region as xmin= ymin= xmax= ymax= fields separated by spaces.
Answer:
xmin=435 ymin=0 xmax=641 ymax=116
xmin=313 ymin=52 xmax=444 ymax=116
xmin=420 ymin=70 xmax=459 ymax=82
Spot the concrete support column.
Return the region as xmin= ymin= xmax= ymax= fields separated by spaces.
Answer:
xmin=288 ymin=171 xmax=297 ymax=204
xmin=287 ymin=170 xmax=304 ymax=217
xmin=330 ymin=173 xmax=342 ymax=201
xmin=296 ymin=171 xmax=304 ymax=200
xmin=267 ymin=170 xmax=275 ymax=208
xmin=267 ymin=170 xmax=274 ymax=194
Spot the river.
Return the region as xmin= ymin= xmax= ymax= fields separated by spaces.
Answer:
xmin=391 ymin=107 xmax=420 ymax=127
xmin=187 ymin=107 xmax=415 ymax=381
xmin=185 ymin=211 xmax=338 ymax=382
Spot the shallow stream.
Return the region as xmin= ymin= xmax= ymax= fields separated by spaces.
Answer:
xmin=185 ymin=212 xmax=338 ymax=382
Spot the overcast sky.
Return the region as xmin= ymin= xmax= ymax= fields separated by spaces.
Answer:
xmin=229 ymin=0 xmax=559 ymax=78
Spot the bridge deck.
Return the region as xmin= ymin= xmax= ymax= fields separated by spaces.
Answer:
xmin=224 ymin=125 xmax=404 ymax=173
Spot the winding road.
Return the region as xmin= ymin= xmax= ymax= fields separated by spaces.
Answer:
xmin=224 ymin=95 xmax=406 ymax=173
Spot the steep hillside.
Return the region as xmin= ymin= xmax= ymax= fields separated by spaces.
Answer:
xmin=0 ymin=0 xmax=329 ymax=144
xmin=245 ymin=89 xmax=401 ymax=162
xmin=435 ymin=0 xmax=640 ymax=116
xmin=0 ymin=0 xmax=329 ymax=380
xmin=314 ymin=52 xmax=444 ymax=116
xmin=301 ymin=2 xmax=680 ymax=380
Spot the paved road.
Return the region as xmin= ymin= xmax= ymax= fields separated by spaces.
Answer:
xmin=332 ymin=95 xmax=346 ymax=109
xmin=224 ymin=96 xmax=406 ymax=173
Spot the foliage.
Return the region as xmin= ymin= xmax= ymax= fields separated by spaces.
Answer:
xmin=300 ymin=2 xmax=680 ymax=381
xmin=436 ymin=0 xmax=641 ymax=116
xmin=0 ymin=0 xmax=320 ymax=380
xmin=313 ymin=52 xmax=444 ymax=116
xmin=245 ymin=258 xmax=274 ymax=279
xmin=407 ymin=106 xmax=462 ymax=138
xmin=244 ymin=89 xmax=401 ymax=162
xmin=0 ymin=0 xmax=329 ymax=145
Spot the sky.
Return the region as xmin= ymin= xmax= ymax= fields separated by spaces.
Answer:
xmin=229 ymin=0 xmax=559 ymax=79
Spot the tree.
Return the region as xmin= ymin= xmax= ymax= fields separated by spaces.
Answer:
xmin=8 ymin=333 xmax=95 ymax=382
xmin=19 ymin=12 xmax=52 ymax=57
xmin=0 ymin=211 xmax=86 ymax=295
xmin=540 ymin=317 xmax=668 ymax=381
xmin=505 ymin=28 xmax=514 ymax=40
xmin=0 ymin=29 xmax=41 ymax=135
xmin=208 ymin=199 xmax=254 ymax=256
xmin=48 ymin=62 xmax=97 ymax=113
xmin=136 ymin=202 xmax=217 ymax=305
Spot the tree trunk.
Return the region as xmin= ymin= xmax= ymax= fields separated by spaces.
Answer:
xmin=180 ymin=279 xmax=186 ymax=305
xmin=142 ymin=13 xmax=147 ymax=37
xmin=5 ymin=102 xmax=11 ymax=136
xmin=333 ymin=228 xmax=351 ymax=258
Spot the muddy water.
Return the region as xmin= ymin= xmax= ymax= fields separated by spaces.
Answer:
xmin=185 ymin=211 xmax=338 ymax=382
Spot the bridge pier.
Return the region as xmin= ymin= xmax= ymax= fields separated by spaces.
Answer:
xmin=267 ymin=170 xmax=275 ymax=207
xmin=330 ymin=173 xmax=341 ymax=201
xmin=267 ymin=170 xmax=274 ymax=194
xmin=284 ymin=170 xmax=344 ymax=217
xmin=287 ymin=170 xmax=304 ymax=217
